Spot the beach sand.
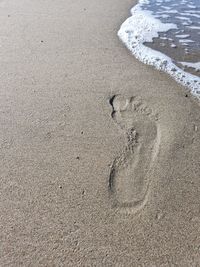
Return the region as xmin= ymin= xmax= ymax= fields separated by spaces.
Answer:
xmin=1 ymin=0 xmax=200 ymax=266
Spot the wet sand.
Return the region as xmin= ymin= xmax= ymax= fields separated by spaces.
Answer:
xmin=1 ymin=0 xmax=200 ymax=266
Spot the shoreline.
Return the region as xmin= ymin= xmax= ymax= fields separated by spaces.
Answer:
xmin=1 ymin=0 xmax=200 ymax=266
xmin=118 ymin=0 xmax=200 ymax=97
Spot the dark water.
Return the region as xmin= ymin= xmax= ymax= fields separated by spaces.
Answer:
xmin=143 ymin=0 xmax=200 ymax=76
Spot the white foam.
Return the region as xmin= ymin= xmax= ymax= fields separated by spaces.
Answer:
xmin=176 ymin=34 xmax=190 ymax=38
xmin=182 ymin=22 xmax=191 ymax=26
xmin=171 ymin=44 xmax=177 ymax=48
xmin=188 ymin=26 xmax=200 ymax=30
xmin=175 ymin=16 xmax=192 ymax=22
xmin=179 ymin=39 xmax=194 ymax=43
xmin=118 ymin=0 xmax=200 ymax=97
xmin=188 ymin=4 xmax=196 ymax=8
xmin=180 ymin=62 xmax=200 ymax=71
xmin=182 ymin=12 xmax=200 ymax=18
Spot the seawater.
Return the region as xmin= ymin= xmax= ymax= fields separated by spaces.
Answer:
xmin=118 ymin=0 xmax=200 ymax=97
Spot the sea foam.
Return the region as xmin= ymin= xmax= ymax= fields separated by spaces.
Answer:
xmin=118 ymin=0 xmax=200 ymax=97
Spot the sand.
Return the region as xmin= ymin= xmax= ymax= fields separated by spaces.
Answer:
xmin=1 ymin=0 xmax=200 ymax=266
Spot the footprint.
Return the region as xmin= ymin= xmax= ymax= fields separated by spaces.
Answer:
xmin=109 ymin=95 xmax=160 ymax=213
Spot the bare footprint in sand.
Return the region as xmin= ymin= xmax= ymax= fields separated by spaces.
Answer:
xmin=109 ymin=95 xmax=160 ymax=213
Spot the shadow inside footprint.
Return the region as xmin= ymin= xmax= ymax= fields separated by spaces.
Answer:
xmin=109 ymin=95 xmax=160 ymax=213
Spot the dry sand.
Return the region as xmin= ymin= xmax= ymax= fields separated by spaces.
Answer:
xmin=1 ymin=0 xmax=200 ymax=266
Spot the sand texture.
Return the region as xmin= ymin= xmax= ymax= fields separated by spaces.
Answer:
xmin=1 ymin=0 xmax=200 ymax=266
